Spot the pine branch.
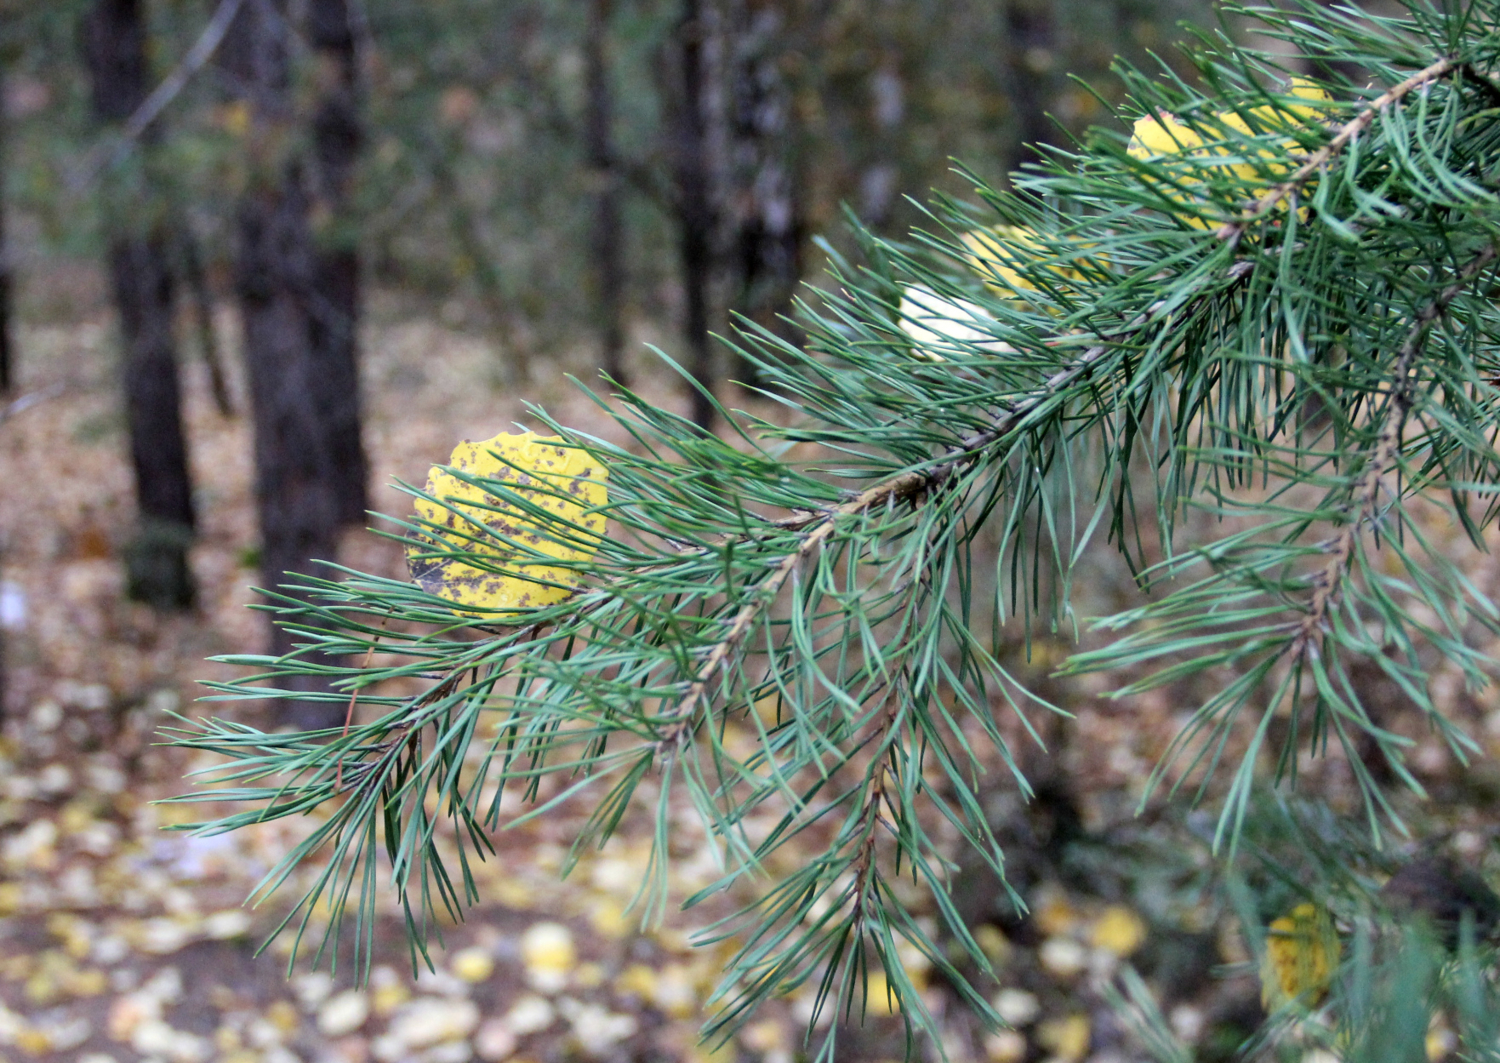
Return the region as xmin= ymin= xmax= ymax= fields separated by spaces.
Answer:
xmin=1215 ymin=54 xmax=1462 ymax=245
xmin=1291 ymin=239 xmax=1499 ymax=662
xmin=172 ymin=3 xmax=1500 ymax=1045
xmin=653 ymin=233 xmax=1282 ymax=754
xmin=653 ymin=336 xmax=1124 ymax=751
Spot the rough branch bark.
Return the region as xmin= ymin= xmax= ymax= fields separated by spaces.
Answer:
xmin=1216 ymin=55 xmax=1461 ymax=245
xmin=1290 ymin=240 xmax=1499 ymax=661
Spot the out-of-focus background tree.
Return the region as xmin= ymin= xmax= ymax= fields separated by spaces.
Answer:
xmin=13 ymin=3 xmax=1495 ymax=1063
xmin=0 ymin=0 xmax=1210 ymax=710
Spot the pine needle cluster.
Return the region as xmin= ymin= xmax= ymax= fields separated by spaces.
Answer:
xmin=170 ymin=1 xmax=1500 ymax=1057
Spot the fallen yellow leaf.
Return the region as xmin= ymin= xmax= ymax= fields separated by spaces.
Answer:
xmin=1037 ymin=1014 xmax=1091 ymax=1062
xmin=1260 ymin=902 xmax=1340 ymax=1009
xmin=450 ymin=946 xmax=495 ymax=983
xmin=961 ymin=225 xmax=1098 ymax=299
xmin=617 ymin=964 xmax=658 ymax=999
xmin=407 ymin=431 xmax=608 ymax=618
xmin=863 ymin=971 xmax=901 ymax=1017
xmin=1128 ymin=78 xmax=1332 ymax=226
xmin=1090 ymin=904 xmax=1147 ymax=957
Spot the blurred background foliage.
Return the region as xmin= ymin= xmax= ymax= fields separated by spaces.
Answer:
xmin=0 ymin=0 xmax=1211 ymax=356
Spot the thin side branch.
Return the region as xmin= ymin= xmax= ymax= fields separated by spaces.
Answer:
xmin=653 ymin=340 xmax=1117 ymax=751
xmin=1 ymin=383 xmax=65 ymax=424
xmin=1291 ymin=240 xmax=1499 ymax=659
xmin=847 ymin=688 xmax=903 ymax=933
xmin=69 ymin=0 xmax=247 ymax=191
xmin=653 ymin=260 xmax=1271 ymax=751
xmin=1215 ymin=55 xmax=1461 ymax=245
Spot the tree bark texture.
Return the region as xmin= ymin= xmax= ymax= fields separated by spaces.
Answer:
xmin=670 ymin=0 xmax=718 ymax=430
xmin=236 ymin=180 xmax=340 ymax=610
xmin=727 ymin=0 xmax=801 ymax=384
xmin=175 ymin=222 xmax=235 ymax=416
xmin=110 ymin=239 xmax=194 ymax=531
xmin=225 ymin=0 xmax=348 ymax=726
xmin=237 ymin=177 xmax=345 ymax=727
xmin=586 ymin=0 xmax=627 ymax=385
xmin=0 ymin=100 xmax=12 ymax=397
xmin=999 ymin=0 xmax=1058 ymax=172
xmin=859 ymin=55 xmax=903 ymax=229
xmin=84 ymin=0 xmax=196 ymax=610
xmin=307 ymin=0 xmax=369 ymax=527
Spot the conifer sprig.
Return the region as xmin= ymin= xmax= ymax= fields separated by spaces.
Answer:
xmin=168 ymin=1 xmax=1500 ymax=1055
xmin=1216 ymin=53 xmax=1460 ymax=242
xmin=1292 ymin=239 xmax=1498 ymax=664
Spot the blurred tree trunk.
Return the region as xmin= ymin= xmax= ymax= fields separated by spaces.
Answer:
xmin=669 ymin=0 xmax=718 ymax=430
xmin=83 ymin=0 xmax=197 ymax=610
xmin=585 ymin=0 xmax=627 ymax=385
xmin=999 ymin=0 xmax=1058 ymax=172
xmin=0 ymin=98 xmax=12 ymax=397
xmin=224 ymin=0 xmax=345 ymax=729
xmin=1306 ymin=0 xmax=1363 ymax=88
xmin=307 ymin=0 xmax=369 ymax=527
xmin=174 ymin=221 xmax=234 ymax=416
xmin=727 ymin=0 xmax=801 ymax=388
xmin=859 ymin=53 xmax=903 ymax=229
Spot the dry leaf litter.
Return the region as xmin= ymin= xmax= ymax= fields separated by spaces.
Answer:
xmin=3 ymin=280 xmax=1499 ymax=1063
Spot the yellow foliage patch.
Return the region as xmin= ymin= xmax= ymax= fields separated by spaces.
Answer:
xmin=1089 ymin=904 xmax=1147 ymax=957
xmin=959 ymin=224 xmax=1101 ymax=308
xmin=1128 ymin=78 xmax=1333 ymax=225
xmin=406 ymin=431 xmax=608 ymax=618
xmin=1037 ymin=1014 xmax=1091 ymax=1062
xmin=962 ymin=225 xmax=1053 ymax=295
xmin=1260 ymin=902 xmax=1340 ymax=1009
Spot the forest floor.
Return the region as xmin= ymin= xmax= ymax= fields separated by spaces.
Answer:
xmin=3 ymin=275 xmax=1500 ymax=1063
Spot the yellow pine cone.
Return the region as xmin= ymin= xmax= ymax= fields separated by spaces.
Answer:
xmin=407 ymin=431 xmax=608 ymax=618
xmin=1260 ymin=902 xmax=1340 ymax=1009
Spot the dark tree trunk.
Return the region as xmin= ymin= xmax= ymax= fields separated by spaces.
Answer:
xmin=83 ymin=0 xmax=196 ymax=610
xmin=225 ymin=0 xmax=346 ymax=729
xmin=999 ymin=0 xmax=1057 ymax=172
xmin=237 ymin=181 xmax=341 ymax=616
xmin=859 ymin=55 xmax=903 ymax=229
xmin=111 ymin=238 xmax=195 ymax=532
xmin=1306 ymin=0 xmax=1363 ymax=88
xmin=0 ymin=99 xmax=12 ymax=397
xmin=238 ymin=178 xmax=345 ymax=729
xmin=175 ymin=222 xmax=234 ymax=416
xmin=307 ymin=0 xmax=368 ymax=527
xmin=586 ymin=0 xmax=627 ymax=385
xmin=671 ymin=0 xmax=717 ymax=431
xmin=0 ymin=552 xmax=6 ymax=722
xmin=727 ymin=0 xmax=801 ymax=387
